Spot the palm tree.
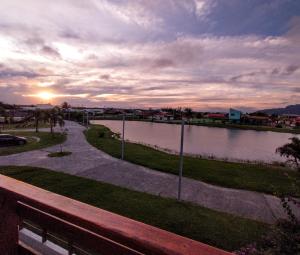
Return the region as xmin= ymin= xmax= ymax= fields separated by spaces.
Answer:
xmin=61 ymin=101 xmax=71 ymax=120
xmin=61 ymin=101 xmax=71 ymax=109
xmin=276 ymin=137 xmax=300 ymax=171
xmin=45 ymin=107 xmax=65 ymax=134
xmin=23 ymin=108 xmax=46 ymax=132
xmin=0 ymin=106 xmax=6 ymax=122
xmin=184 ymin=107 xmax=193 ymax=124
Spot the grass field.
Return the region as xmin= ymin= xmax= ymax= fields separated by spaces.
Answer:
xmin=1 ymin=121 xmax=50 ymax=130
xmin=0 ymin=131 xmax=66 ymax=156
xmin=0 ymin=165 xmax=269 ymax=251
xmin=47 ymin=151 xmax=72 ymax=157
xmin=85 ymin=125 xmax=300 ymax=197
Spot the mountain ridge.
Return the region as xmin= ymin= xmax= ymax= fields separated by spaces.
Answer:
xmin=259 ymin=104 xmax=300 ymax=115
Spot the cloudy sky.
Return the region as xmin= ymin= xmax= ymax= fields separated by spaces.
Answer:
xmin=0 ymin=0 xmax=299 ymax=111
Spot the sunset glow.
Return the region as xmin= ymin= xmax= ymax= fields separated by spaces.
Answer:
xmin=0 ymin=0 xmax=299 ymax=111
xmin=37 ymin=92 xmax=55 ymax=101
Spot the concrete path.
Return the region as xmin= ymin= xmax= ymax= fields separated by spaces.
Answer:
xmin=0 ymin=121 xmax=295 ymax=223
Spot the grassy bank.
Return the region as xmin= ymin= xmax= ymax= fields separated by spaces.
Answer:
xmin=0 ymin=131 xmax=66 ymax=156
xmin=85 ymin=125 xmax=300 ymax=197
xmin=0 ymin=166 xmax=269 ymax=251
xmin=191 ymin=122 xmax=300 ymax=134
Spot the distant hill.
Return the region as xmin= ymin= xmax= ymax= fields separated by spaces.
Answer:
xmin=259 ymin=104 xmax=300 ymax=115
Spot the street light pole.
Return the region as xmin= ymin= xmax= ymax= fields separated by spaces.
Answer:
xmin=121 ymin=113 xmax=125 ymax=160
xmin=86 ymin=111 xmax=89 ymax=127
xmin=177 ymin=118 xmax=185 ymax=201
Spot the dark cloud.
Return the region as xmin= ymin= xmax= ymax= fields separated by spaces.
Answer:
xmin=230 ymin=71 xmax=263 ymax=82
xmin=284 ymin=65 xmax=299 ymax=75
xmin=41 ymin=45 xmax=61 ymax=58
xmin=24 ymin=36 xmax=45 ymax=47
xmin=0 ymin=65 xmax=40 ymax=79
xmin=150 ymin=58 xmax=175 ymax=68
xmin=100 ymin=74 xmax=110 ymax=80
xmin=60 ymin=30 xmax=81 ymax=39
xmin=271 ymin=68 xmax=280 ymax=75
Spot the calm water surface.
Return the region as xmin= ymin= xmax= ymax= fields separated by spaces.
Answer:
xmin=91 ymin=120 xmax=300 ymax=163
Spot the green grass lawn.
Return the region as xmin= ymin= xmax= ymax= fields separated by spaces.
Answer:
xmin=85 ymin=125 xmax=300 ymax=197
xmin=1 ymin=121 xmax=50 ymax=130
xmin=0 ymin=165 xmax=269 ymax=251
xmin=47 ymin=151 xmax=72 ymax=157
xmin=0 ymin=131 xmax=66 ymax=156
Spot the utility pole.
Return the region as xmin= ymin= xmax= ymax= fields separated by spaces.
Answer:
xmin=86 ymin=111 xmax=89 ymax=126
xmin=177 ymin=118 xmax=185 ymax=200
xmin=82 ymin=111 xmax=85 ymax=125
xmin=121 ymin=113 xmax=125 ymax=160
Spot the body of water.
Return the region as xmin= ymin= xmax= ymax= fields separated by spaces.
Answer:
xmin=91 ymin=120 xmax=299 ymax=163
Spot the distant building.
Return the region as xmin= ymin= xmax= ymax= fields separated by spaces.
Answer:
xmin=206 ymin=113 xmax=227 ymax=119
xmin=153 ymin=112 xmax=174 ymax=121
xmin=21 ymin=104 xmax=53 ymax=111
xmin=36 ymin=104 xmax=53 ymax=110
xmin=229 ymin=108 xmax=242 ymax=123
xmin=242 ymin=115 xmax=271 ymax=126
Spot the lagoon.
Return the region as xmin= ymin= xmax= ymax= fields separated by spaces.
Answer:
xmin=91 ymin=120 xmax=299 ymax=163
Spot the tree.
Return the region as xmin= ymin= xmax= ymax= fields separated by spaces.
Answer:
xmin=61 ymin=101 xmax=71 ymax=120
xmin=184 ymin=107 xmax=193 ymax=123
xmin=0 ymin=107 xmax=8 ymax=124
xmin=276 ymin=137 xmax=300 ymax=171
xmin=61 ymin=101 xmax=71 ymax=109
xmin=27 ymin=109 xmax=46 ymax=133
xmin=45 ymin=107 xmax=65 ymax=134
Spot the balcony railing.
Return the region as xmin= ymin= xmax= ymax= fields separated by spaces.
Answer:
xmin=0 ymin=174 xmax=232 ymax=255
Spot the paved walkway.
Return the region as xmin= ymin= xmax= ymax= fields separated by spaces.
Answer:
xmin=0 ymin=121 xmax=295 ymax=223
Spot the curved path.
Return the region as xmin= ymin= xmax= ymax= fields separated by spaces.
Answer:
xmin=0 ymin=121 xmax=295 ymax=223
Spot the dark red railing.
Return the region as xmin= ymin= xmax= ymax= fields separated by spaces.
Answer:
xmin=0 ymin=174 xmax=232 ymax=255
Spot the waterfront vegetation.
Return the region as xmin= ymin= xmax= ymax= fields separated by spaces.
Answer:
xmin=190 ymin=121 xmax=300 ymax=134
xmin=85 ymin=125 xmax=300 ymax=197
xmin=0 ymin=165 xmax=269 ymax=251
xmin=0 ymin=131 xmax=66 ymax=156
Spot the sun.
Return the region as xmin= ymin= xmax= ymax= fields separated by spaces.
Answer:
xmin=37 ymin=92 xmax=54 ymax=101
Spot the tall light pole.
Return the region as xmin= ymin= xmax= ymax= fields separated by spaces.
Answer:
xmin=177 ymin=118 xmax=185 ymax=201
xmin=86 ymin=111 xmax=89 ymax=127
xmin=121 ymin=113 xmax=125 ymax=160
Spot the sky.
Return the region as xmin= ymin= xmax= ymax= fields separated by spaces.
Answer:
xmin=0 ymin=0 xmax=300 ymax=111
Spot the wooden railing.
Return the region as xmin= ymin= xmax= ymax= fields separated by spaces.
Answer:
xmin=0 ymin=175 xmax=233 ymax=255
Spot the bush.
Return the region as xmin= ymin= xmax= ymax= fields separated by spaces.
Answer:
xmin=236 ymin=219 xmax=300 ymax=255
xmin=98 ymin=131 xmax=105 ymax=138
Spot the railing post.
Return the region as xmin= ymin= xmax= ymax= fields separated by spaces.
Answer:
xmin=0 ymin=191 xmax=19 ymax=254
xmin=42 ymin=228 xmax=47 ymax=243
xmin=68 ymin=241 xmax=74 ymax=255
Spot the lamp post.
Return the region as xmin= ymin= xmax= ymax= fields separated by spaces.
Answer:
xmin=177 ymin=118 xmax=185 ymax=201
xmin=121 ymin=113 xmax=125 ymax=160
